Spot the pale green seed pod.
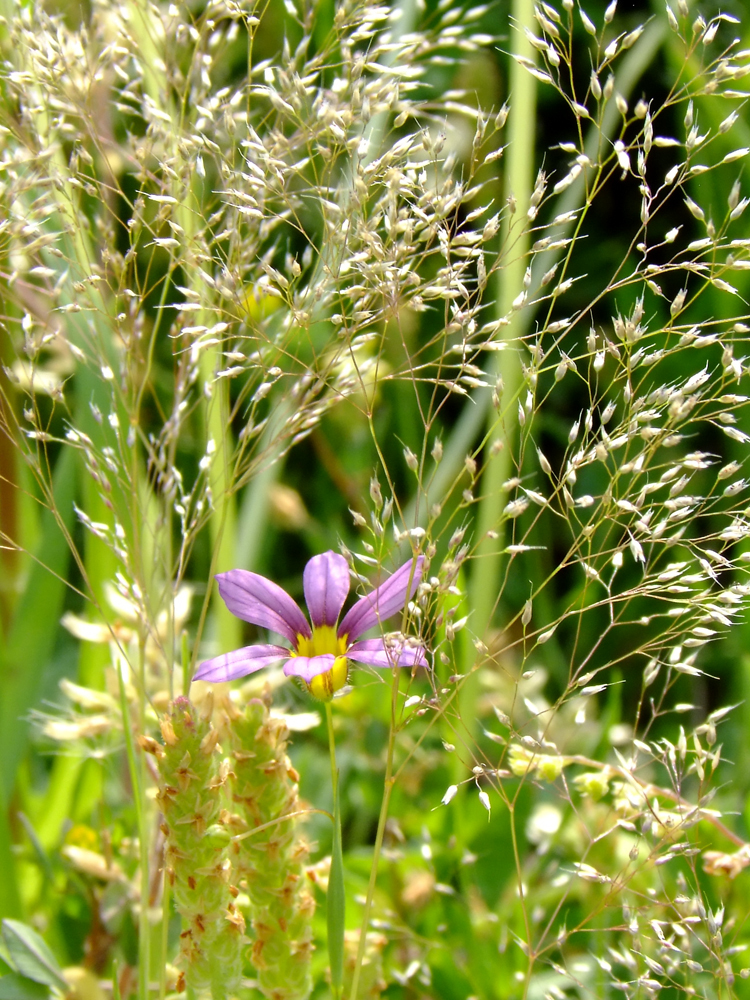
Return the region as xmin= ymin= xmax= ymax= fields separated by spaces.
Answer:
xmin=226 ymin=697 xmax=315 ymax=1000
xmin=151 ymin=697 xmax=244 ymax=999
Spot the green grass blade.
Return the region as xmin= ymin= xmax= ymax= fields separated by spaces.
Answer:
xmin=0 ymin=447 xmax=75 ymax=806
xmin=1 ymin=922 xmax=66 ymax=990
xmin=0 ymin=810 xmax=21 ymax=919
xmin=470 ymin=0 xmax=537 ymax=643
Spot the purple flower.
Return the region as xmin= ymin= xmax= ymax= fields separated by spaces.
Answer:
xmin=193 ymin=551 xmax=427 ymax=700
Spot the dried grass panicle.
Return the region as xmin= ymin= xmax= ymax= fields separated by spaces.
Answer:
xmin=0 ymin=0 xmax=501 ymax=624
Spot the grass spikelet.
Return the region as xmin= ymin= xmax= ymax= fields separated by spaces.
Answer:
xmin=225 ymin=697 xmax=315 ymax=1000
xmin=150 ymin=698 xmax=243 ymax=999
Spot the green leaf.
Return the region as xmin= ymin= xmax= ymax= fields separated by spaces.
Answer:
xmin=0 ymin=922 xmax=66 ymax=990
xmin=0 ymin=447 xmax=75 ymax=808
xmin=0 ymin=974 xmax=50 ymax=1000
xmin=0 ymin=809 xmax=20 ymax=918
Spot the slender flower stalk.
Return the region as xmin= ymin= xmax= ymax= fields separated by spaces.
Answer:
xmin=325 ymin=702 xmax=345 ymax=999
xmin=349 ymin=667 xmax=400 ymax=1000
xmin=194 ymin=552 xmax=426 ymax=700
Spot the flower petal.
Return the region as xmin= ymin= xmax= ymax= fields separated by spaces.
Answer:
xmin=347 ymin=638 xmax=428 ymax=669
xmin=303 ymin=551 xmax=350 ymax=628
xmin=338 ymin=556 xmax=424 ymax=640
xmin=283 ymin=654 xmax=336 ymax=683
xmin=216 ymin=569 xmax=311 ymax=643
xmin=193 ymin=644 xmax=290 ymax=683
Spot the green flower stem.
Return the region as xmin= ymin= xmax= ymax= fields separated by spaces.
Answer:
xmin=349 ymin=667 xmax=400 ymax=1000
xmin=325 ymin=703 xmax=345 ymax=999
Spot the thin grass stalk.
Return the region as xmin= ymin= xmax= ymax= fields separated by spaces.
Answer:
xmin=467 ymin=0 xmax=537 ymax=713
xmin=349 ymin=666 xmax=400 ymax=1000
xmin=509 ymin=801 xmax=534 ymax=1000
xmin=117 ymin=648 xmax=150 ymax=1000
xmin=200 ymin=353 xmax=241 ymax=656
xmin=181 ymin=631 xmax=191 ymax=700
xmin=159 ymin=879 xmax=171 ymax=1000
xmin=0 ymin=314 xmax=21 ymax=628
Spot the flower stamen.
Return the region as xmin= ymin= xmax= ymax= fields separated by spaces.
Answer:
xmin=292 ymin=626 xmax=349 ymax=700
xmin=308 ymin=656 xmax=349 ymax=701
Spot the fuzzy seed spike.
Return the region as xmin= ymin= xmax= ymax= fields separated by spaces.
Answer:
xmin=228 ymin=698 xmax=315 ymax=1000
xmin=156 ymin=698 xmax=243 ymax=998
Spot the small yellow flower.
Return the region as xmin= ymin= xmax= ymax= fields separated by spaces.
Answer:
xmin=537 ymin=755 xmax=564 ymax=782
xmin=238 ymin=286 xmax=283 ymax=321
xmin=508 ymin=744 xmax=537 ymax=777
xmin=574 ymin=770 xmax=610 ymax=800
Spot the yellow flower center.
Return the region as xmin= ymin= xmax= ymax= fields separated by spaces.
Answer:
xmin=293 ymin=625 xmax=349 ymax=701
